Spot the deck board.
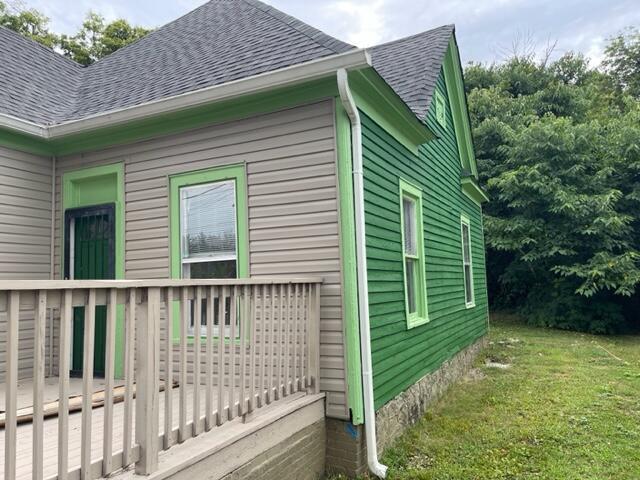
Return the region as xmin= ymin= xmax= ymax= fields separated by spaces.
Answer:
xmin=0 ymin=377 xmax=241 ymax=480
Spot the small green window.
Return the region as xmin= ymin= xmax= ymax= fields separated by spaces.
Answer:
xmin=399 ymin=179 xmax=428 ymax=328
xmin=461 ymin=214 xmax=475 ymax=308
xmin=435 ymin=90 xmax=446 ymax=128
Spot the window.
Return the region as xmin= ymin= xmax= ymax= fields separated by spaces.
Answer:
xmin=461 ymin=215 xmax=475 ymax=307
xmin=170 ymin=165 xmax=248 ymax=336
xmin=435 ymin=90 xmax=446 ymax=128
xmin=180 ymin=180 xmax=237 ymax=279
xmin=399 ymin=179 xmax=428 ymax=327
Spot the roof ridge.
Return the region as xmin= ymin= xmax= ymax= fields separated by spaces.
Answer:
xmin=240 ymin=0 xmax=354 ymax=54
xmin=0 ymin=25 xmax=84 ymax=69
xmin=371 ymin=24 xmax=454 ymax=50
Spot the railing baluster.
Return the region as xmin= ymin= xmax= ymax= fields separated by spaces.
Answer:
xmin=248 ymin=285 xmax=257 ymax=412
xmin=193 ymin=287 xmax=202 ymax=435
xmin=301 ymin=284 xmax=308 ymax=389
xmin=81 ymin=288 xmax=96 ymax=480
xmin=179 ymin=287 xmax=188 ymax=442
xmin=205 ymin=286 xmax=215 ymax=431
xmin=309 ymin=283 xmax=321 ymax=393
xmin=292 ymin=283 xmax=300 ymax=393
xmin=58 ymin=290 xmax=72 ymax=480
xmin=164 ymin=287 xmax=174 ymax=449
xmin=284 ymin=283 xmax=291 ymax=397
xmin=217 ymin=286 xmax=227 ymax=426
xmin=228 ymin=286 xmax=237 ymax=420
xmin=4 ymin=290 xmax=19 ymax=480
xmin=135 ymin=287 xmax=160 ymax=475
xmin=276 ymin=284 xmax=284 ymax=400
xmin=259 ymin=284 xmax=267 ymax=407
xmin=103 ymin=288 xmax=117 ymax=476
xmin=123 ymin=288 xmax=136 ymax=467
xmin=268 ymin=284 xmax=276 ymax=404
xmin=239 ymin=285 xmax=248 ymax=415
xmin=33 ymin=289 xmax=46 ymax=480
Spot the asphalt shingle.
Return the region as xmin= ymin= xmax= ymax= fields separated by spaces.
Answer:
xmin=0 ymin=0 xmax=454 ymax=127
xmin=370 ymin=24 xmax=455 ymax=121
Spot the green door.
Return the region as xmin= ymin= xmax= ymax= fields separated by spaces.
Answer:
xmin=64 ymin=205 xmax=116 ymax=377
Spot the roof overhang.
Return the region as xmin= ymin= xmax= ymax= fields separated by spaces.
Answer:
xmin=0 ymin=48 xmax=371 ymax=141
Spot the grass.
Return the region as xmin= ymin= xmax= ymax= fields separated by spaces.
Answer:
xmin=334 ymin=314 xmax=640 ymax=480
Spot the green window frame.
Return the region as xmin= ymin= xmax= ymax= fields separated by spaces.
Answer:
xmin=461 ymin=214 xmax=475 ymax=308
xmin=169 ymin=164 xmax=249 ymax=340
xmin=399 ymin=179 xmax=428 ymax=328
xmin=435 ymin=90 xmax=447 ymax=129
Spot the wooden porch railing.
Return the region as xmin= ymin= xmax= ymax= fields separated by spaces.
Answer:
xmin=0 ymin=278 xmax=321 ymax=480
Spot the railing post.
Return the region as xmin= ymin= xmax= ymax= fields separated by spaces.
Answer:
xmin=135 ymin=287 xmax=161 ymax=475
xmin=307 ymin=283 xmax=321 ymax=394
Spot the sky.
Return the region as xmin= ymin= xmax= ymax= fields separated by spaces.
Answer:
xmin=9 ymin=0 xmax=640 ymax=65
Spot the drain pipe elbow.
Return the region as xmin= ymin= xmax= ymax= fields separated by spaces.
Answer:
xmin=336 ymin=68 xmax=388 ymax=479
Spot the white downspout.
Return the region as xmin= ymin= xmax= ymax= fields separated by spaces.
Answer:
xmin=337 ymin=68 xmax=388 ymax=479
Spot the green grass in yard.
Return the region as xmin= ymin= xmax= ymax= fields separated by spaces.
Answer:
xmin=333 ymin=314 xmax=640 ymax=480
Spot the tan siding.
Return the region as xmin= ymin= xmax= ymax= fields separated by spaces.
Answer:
xmin=0 ymin=146 xmax=53 ymax=381
xmin=52 ymin=101 xmax=349 ymax=419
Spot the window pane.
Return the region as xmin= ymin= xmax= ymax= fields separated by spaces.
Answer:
xmin=462 ymin=223 xmax=471 ymax=264
xmin=405 ymin=258 xmax=417 ymax=314
xmin=181 ymin=180 xmax=236 ymax=260
xmin=186 ymin=260 xmax=236 ymax=279
xmin=403 ymin=197 xmax=417 ymax=255
xmin=464 ymin=264 xmax=473 ymax=302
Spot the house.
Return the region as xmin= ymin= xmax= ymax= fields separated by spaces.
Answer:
xmin=0 ymin=1 xmax=489 ymax=479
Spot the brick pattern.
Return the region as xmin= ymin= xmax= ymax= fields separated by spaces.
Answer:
xmin=325 ymin=419 xmax=368 ymax=477
xmin=221 ymin=420 xmax=326 ymax=480
xmin=325 ymin=337 xmax=486 ymax=478
xmin=375 ymin=337 xmax=487 ymax=453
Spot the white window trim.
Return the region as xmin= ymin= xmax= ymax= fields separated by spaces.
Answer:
xmin=461 ymin=214 xmax=475 ymax=308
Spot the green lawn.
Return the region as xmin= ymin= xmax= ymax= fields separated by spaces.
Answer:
xmin=341 ymin=314 xmax=640 ymax=479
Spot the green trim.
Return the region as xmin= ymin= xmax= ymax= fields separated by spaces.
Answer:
xmin=0 ymin=129 xmax=51 ymax=156
xmin=442 ymin=38 xmax=479 ymax=178
xmin=0 ymin=77 xmax=339 ymax=156
xmin=334 ymin=99 xmax=364 ymax=425
xmin=169 ymin=164 xmax=249 ymax=342
xmin=461 ymin=176 xmax=490 ymax=205
xmin=348 ymin=68 xmax=435 ymax=155
xmin=62 ymin=162 xmax=126 ymax=378
xmin=399 ymin=178 xmax=429 ymax=328
xmin=460 ymin=213 xmax=475 ymax=308
xmin=435 ymin=90 xmax=447 ymax=129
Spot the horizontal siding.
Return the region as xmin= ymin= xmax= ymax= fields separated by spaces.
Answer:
xmin=51 ymin=100 xmax=349 ymax=419
xmin=0 ymin=146 xmax=53 ymax=381
xmin=362 ymin=70 xmax=488 ymax=409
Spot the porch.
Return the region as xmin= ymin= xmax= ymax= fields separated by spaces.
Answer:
xmin=0 ymin=278 xmax=322 ymax=480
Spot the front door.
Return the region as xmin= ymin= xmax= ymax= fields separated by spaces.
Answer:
xmin=64 ymin=204 xmax=116 ymax=377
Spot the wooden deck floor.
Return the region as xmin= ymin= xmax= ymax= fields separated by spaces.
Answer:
xmin=0 ymin=377 xmax=235 ymax=480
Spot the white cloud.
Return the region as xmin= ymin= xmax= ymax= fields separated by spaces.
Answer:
xmin=328 ymin=0 xmax=389 ymax=47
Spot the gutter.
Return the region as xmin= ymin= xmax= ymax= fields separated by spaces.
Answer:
xmin=0 ymin=49 xmax=371 ymax=140
xmin=337 ymin=68 xmax=388 ymax=479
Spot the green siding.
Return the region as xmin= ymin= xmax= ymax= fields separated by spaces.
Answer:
xmin=362 ymin=69 xmax=488 ymax=409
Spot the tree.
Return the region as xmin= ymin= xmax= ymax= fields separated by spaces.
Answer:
xmin=604 ymin=28 xmax=640 ymax=99
xmin=0 ymin=1 xmax=57 ymax=47
xmin=467 ymin=37 xmax=640 ymax=333
xmin=59 ymin=12 xmax=152 ymax=65
xmin=0 ymin=2 xmax=152 ymax=65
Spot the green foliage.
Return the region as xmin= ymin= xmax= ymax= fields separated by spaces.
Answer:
xmin=469 ymin=34 xmax=640 ymax=333
xmin=604 ymin=28 xmax=640 ymax=99
xmin=59 ymin=12 xmax=152 ymax=65
xmin=0 ymin=1 xmax=57 ymax=47
xmin=0 ymin=2 xmax=151 ymax=65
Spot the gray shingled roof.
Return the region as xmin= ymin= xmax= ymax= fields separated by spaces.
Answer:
xmin=0 ymin=0 xmax=454 ymax=126
xmin=0 ymin=27 xmax=82 ymax=125
xmin=370 ymin=24 xmax=454 ymax=120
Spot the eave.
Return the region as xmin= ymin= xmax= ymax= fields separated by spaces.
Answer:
xmin=0 ymin=49 xmax=371 ymax=155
